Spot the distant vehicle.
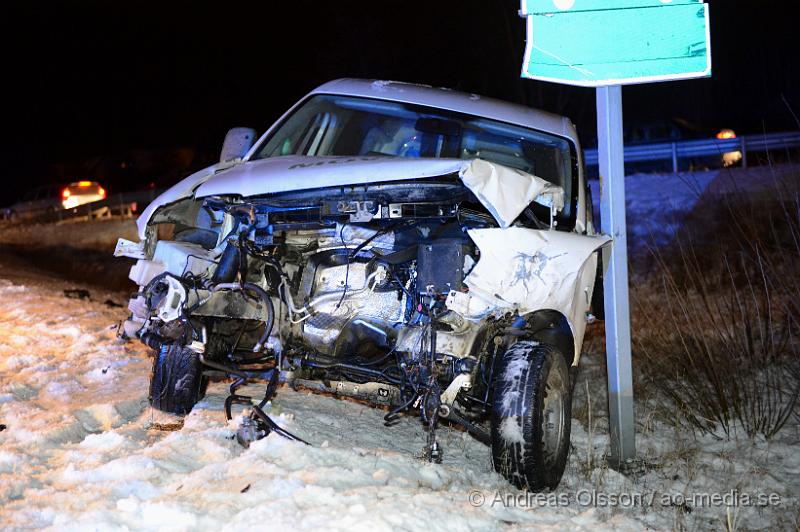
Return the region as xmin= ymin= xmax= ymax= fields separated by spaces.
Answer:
xmin=3 ymin=184 xmax=64 ymax=221
xmin=2 ymin=181 xmax=106 ymax=221
xmin=61 ymin=181 xmax=107 ymax=209
xmin=585 ymin=119 xmax=741 ymax=174
xmin=716 ymin=129 xmax=743 ymax=166
xmin=628 ymin=121 xmax=742 ymax=170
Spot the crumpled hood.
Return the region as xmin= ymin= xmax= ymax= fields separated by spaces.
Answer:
xmin=196 ymin=156 xmax=468 ymax=198
xmin=136 ymin=155 xmax=563 ymax=239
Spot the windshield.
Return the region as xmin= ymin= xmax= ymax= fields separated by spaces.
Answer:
xmin=251 ymin=94 xmax=575 ymax=216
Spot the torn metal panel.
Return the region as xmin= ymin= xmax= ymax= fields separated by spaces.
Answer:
xmin=458 ymin=159 xmax=565 ymax=228
xmin=136 ymin=157 xmax=565 ymax=240
xmin=452 ymin=228 xmax=610 ymax=358
xmin=136 ymin=160 xmax=240 ymax=239
xmin=463 ymin=228 xmax=609 ymax=314
xmin=193 ymin=156 xmax=467 ymax=200
xmin=114 ymin=238 xmax=146 ymax=259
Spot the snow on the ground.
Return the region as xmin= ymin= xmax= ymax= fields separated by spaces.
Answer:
xmin=0 ymin=278 xmax=797 ymax=531
xmin=588 ymin=169 xmax=716 ymax=254
xmin=567 ymin=347 xmax=800 ymax=531
xmin=0 ymin=279 xmax=638 ymax=531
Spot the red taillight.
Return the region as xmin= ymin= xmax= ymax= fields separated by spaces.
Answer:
xmin=62 ymin=188 xmax=71 ymax=199
xmin=98 ymin=187 xmax=106 ymax=199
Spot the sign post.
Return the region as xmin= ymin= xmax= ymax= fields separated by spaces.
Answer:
xmin=596 ymin=85 xmax=635 ymax=469
xmin=518 ymin=0 xmax=711 ymax=470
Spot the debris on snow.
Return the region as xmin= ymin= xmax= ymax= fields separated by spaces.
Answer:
xmin=63 ymin=288 xmax=91 ymax=300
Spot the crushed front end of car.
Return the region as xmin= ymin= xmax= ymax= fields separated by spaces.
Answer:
xmin=115 ymin=155 xmax=607 ymax=490
xmin=113 ymin=79 xmax=611 ymax=491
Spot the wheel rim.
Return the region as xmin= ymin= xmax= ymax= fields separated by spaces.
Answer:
xmin=541 ymin=363 xmax=566 ymax=467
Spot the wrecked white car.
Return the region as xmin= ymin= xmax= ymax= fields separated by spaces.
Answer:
xmin=115 ymin=79 xmax=608 ymax=491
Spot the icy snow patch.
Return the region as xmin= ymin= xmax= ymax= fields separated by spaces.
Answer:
xmin=498 ymin=350 xmax=530 ymax=415
xmin=499 ymin=417 xmax=525 ymax=445
xmin=0 ymin=451 xmax=21 ymax=473
xmin=79 ymin=431 xmax=126 ymax=451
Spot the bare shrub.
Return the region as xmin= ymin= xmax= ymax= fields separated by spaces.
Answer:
xmin=635 ymin=171 xmax=800 ymax=438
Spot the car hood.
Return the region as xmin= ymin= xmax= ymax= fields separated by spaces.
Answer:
xmin=196 ymin=156 xmax=468 ymax=198
xmin=136 ymin=156 xmax=563 ymax=239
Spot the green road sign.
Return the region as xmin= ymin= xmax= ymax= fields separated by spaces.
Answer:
xmin=520 ymin=0 xmax=711 ymax=86
xmin=520 ymin=0 xmax=703 ymax=15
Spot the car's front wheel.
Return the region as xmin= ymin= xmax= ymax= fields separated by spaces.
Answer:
xmin=149 ymin=344 xmax=205 ymax=415
xmin=490 ymin=341 xmax=572 ymax=491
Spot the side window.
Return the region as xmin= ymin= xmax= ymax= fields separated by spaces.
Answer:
xmin=262 ymin=103 xmax=348 ymax=157
xmin=297 ymin=112 xmax=337 ymax=155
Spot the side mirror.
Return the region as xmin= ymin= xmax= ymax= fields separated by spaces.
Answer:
xmin=220 ymin=127 xmax=257 ymax=163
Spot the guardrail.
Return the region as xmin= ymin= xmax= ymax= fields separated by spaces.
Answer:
xmin=53 ymin=189 xmax=166 ymax=223
xmin=583 ymin=130 xmax=800 ymax=172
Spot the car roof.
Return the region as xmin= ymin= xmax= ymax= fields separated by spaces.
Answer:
xmin=309 ymin=79 xmax=579 ymax=144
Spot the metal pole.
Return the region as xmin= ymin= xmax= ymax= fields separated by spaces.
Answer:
xmin=671 ymin=142 xmax=679 ymax=173
xmin=741 ymin=136 xmax=748 ymax=169
xmin=596 ymin=85 xmax=636 ymax=471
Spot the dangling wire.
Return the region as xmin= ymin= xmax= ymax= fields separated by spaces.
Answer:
xmin=335 ymin=223 xmax=350 ymax=309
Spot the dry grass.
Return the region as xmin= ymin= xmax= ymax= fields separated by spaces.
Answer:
xmin=632 ymin=172 xmax=800 ymax=439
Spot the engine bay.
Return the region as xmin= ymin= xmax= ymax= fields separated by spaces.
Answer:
xmin=115 ymin=160 xmax=605 ymax=463
xmin=125 ymin=181 xmax=512 ymax=449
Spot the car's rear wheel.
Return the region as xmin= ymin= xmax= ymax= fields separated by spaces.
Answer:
xmin=149 ymin=344 xmax=205 ymax=415
xmin=490 ymin=341 xmax=572 ymax=491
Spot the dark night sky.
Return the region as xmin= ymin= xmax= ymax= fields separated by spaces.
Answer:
xmin=1 ymin=0 xmax=797 ymax=203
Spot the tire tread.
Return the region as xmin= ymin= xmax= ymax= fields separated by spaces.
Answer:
xmin=149 ymin=345 xmax=203 ymax=415
xmin=490 ymin=341 xmax=571 ymax=491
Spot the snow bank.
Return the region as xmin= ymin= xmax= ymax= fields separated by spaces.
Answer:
xmin=588 ymin=163 xmax=800 ymax=263
xmin=0 ymin=218 xmax=137 ymax=252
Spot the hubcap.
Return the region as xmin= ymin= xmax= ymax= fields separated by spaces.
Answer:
xmin=541 ymin=363 xmax=566 ymax=466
